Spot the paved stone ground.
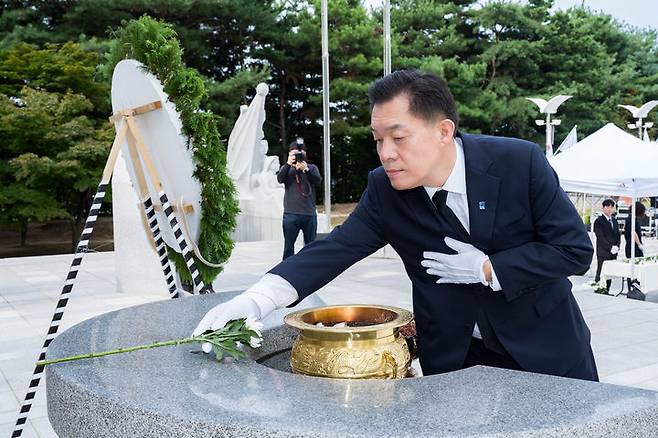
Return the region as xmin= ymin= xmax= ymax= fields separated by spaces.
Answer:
xmin=1 ymin=239 xmax=658 ymax=437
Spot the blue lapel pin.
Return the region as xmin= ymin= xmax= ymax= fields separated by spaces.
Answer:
xmin=479 ymin=201 xmax=486 ymax=210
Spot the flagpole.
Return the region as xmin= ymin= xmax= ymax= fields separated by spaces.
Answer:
xmin=383 ymin=0 xmax=391 ymax=76
xmin=321 ymin=0 xmax=331 ymax=228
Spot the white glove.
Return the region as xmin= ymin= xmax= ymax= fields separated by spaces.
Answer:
xmin=421 ymin=237 xmax=488 ymax=285
xmin=639 ymin=244 xmax=645 ymax=252
xmin=192 ymin=294 xmax=261 ymax=353
xmin=611 ymin=245 xmax=619 ymax=255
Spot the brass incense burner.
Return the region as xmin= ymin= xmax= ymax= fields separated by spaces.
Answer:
xmin=284 ymin=305 xmax=413 ymax=379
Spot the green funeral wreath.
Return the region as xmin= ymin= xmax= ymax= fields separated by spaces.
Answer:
xmin=101 ymin=15 xmax=239 ymax=286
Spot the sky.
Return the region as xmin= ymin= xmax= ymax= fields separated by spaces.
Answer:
xmin=364 ymin=1 xmax=657 ymax=31
xmin=550 ymin=0 xmax=657 ymax=30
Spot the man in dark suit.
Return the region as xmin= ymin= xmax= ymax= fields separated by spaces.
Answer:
xmin=593 ymin=199 xmax=620 ymax=292
xmin=194 ymin=70 xmax=598 ymax=381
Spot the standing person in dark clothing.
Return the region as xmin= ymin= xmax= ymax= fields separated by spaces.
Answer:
xmin=593 ymin=199 xmax=620 ymax=292
xmin=196 ymin=70 xmax=598 ymax=382
xmin=277 ymin=138 xmax=322 ymax=259
xmin=625 ymin=202 xmax=646 ymax=288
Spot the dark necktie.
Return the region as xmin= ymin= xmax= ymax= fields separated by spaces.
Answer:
xmin=431 ymin=189 xmax=505 ymax=355
xmin=431 ymin=190 xmax=470 ymax=243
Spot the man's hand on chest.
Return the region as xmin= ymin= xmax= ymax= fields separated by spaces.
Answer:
xmin=422 ymin=237 xmax=492 ymax=287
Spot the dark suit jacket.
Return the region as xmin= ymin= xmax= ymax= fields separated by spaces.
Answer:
xmin=593 ymin=214 xmax=620 ymax=260
xmin=270 ymin=133 xmax=594 ymax=377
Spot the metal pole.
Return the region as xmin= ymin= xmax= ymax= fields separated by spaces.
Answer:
xmin=383 ymin=0 xmax=391 ymax=76
xmin=583 ymin=193 xmax=589 ymax=231
xmin=630 ymin=198 xmax=637 ymax=283
xmin=637 ymin=118 xmax=643 ymax=139
xmin=545 ymin=113 xmax=553 ymax=157
xmin=321 ymin=0 xmax=332 ymax=228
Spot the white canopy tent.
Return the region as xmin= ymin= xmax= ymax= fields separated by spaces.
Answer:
xmin=549 ymin=123 xmax=658 ymax=284
xmin=549 ymin=123 xmax=658 ymax=197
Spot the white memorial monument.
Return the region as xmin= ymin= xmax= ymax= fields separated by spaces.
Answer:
xmin=227 ymin=84 xmax=284 ymax=242
xmin=227 ymin=84 xmax=329 ymax=242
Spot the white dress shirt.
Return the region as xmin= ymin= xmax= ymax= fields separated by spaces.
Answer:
xmin=423 ymin=138 xmax=502 ymax=292
xmin=246 ymin=139 xmax=501 ymax=341
xmin=422 ymin=139 xmax=502 ymax=339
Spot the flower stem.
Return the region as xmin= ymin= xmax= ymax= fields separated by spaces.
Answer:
xmin=37 ymin=337 xmax=198 ymax=366
xmin=36 ymin=318 xmax=262 ymax=366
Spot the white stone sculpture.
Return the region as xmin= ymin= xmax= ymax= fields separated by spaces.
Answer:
xmin=227 ymin=83 xmax=285 ymax=242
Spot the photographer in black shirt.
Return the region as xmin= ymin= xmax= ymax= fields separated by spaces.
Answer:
xmin=277 ymin=138 xmax=322 ymax=259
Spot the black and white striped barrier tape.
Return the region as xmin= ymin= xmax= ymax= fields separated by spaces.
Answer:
xmin=142 ymin=197 xmax=179 ymax=299
xmin=11 ymin=182 xmax=108 ymax=438
xmin=158 ymin=191 xmax=209 ymax=294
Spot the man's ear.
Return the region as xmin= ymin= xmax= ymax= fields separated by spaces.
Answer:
xmin=435 ymin=117 xmax=456 ymax=143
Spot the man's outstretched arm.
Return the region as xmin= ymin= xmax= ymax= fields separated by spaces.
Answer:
xmin=193 ymin=170 xmax=389 ymax=334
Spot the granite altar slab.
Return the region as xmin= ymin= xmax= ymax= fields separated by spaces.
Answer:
xmin=46 ymin=292 xmax=658 ymax=437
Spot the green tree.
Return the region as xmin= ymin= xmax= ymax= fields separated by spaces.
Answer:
xmin=390 ymin=0 xmax=479 ymax=64
xmin=204 ymin=67 xmax=270 ymax=137
xmin=260 ymin=0 xmax=383 ymax=202
xmin=465 ymin=0 xmax=553 ymax=139
xmin=0 ymin=42 xmax=109 ymax=114
xmin=63 ymin=0 xmax=279 ymax=78
xmin=2 ymin=0 xmax=278 ymax=141
xmin=0 ymin=86 xmax=111 ymax=248
xmin=388 ymin=0 xmax=503 ymax=136
xmin=0 ymin=183 xmax=69 ymax=246
xmin=1 ymin=0 xmax=657 ymax=204
xmin=0 ymin=40 xmax=110 ymax=248
xmin=536 ymin=8 xmax=637 ymax=138
xmin=0 ymin=1 xmax=70 ymax=47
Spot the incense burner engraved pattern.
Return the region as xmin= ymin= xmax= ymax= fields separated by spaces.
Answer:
xmin=290 ymin=335 xmax=410 ymax=379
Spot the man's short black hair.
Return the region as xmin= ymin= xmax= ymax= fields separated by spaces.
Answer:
xmin=367 ymin=69 xmax=459 ymax=132
xmin=602 ymin=199 xmax=615 ymax=208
